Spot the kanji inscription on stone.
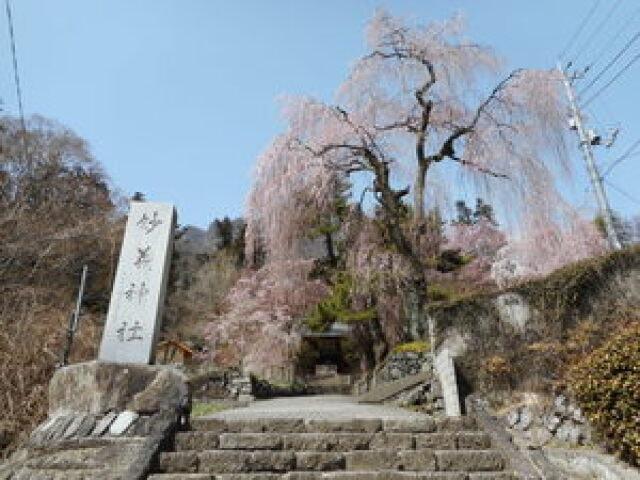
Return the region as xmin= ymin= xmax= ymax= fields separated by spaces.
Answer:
xmin=99 ymin=201 xmax=175 ymax=364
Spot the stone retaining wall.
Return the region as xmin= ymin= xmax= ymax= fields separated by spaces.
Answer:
xmin=374 ymin=350 xmax=431 ymax=384
xmin=504 ymin=394 xmax=592 ymax=449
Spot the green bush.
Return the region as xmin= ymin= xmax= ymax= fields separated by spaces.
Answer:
xmin=569 ymin=322 xmax=640 ymax=465
xmin=306 ymin=272 xmax=376 ymax=332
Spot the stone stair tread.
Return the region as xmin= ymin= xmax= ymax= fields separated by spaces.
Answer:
xmin=175 ymin=432 xmax=491 ymax=452
xmin=148 ymin=471 xmax=514 ymax=480
xmin=148 ymin=475 xmax=216 ymax=480
xmin=160 ymin=449 xmax=505 ymax=474
xmin=5 ymin=467 xmax=111 ymax=480
xmin=189 ymin=418 xmax=478 ymax=434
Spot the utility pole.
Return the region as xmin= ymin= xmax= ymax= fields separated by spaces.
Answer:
xmin=557 ymin=61 xmax=622 ymax=250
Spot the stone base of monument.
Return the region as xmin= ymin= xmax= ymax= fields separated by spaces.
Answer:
xmin=0 ymin=361 xmax=190 ymax=480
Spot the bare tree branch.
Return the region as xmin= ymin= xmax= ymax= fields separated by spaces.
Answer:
xmin=429 ymin=69 xmax=524 ymax=163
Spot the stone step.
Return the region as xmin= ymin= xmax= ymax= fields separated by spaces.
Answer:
xmin=148 ymin=471 xmax=515 ymax=480
xmin=344 ymin=450 xmax=505 ymax=473
xmin=175 ymin=432 xmax=491 ymax=452
xmin=159 ymin=450 xmax=504 ymax=474
xmin=190 ymin=417 xmax=477 ymax=434
xmin=3 ymin=468 xmax=109 ymax=480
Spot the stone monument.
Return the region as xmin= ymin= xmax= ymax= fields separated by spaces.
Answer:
xmin=99 ymin=201 xmax=176 ymax=364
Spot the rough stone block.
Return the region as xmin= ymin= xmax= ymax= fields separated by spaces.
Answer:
xmin=382 ymin=418 xmax=436 ymax=433
xmin=282 ymin=433 xmax=366 ymax=451
xmin=369 ymin=433 xmax=414 ymax=450
xmin=176 ymin=432 xmax=220 ymax=451
xmin=160 ymin=452 xmax=199 ymax=473
xmin=306 ymin=419 xmax=382 ymax=433
xmin=284 ymin=473 xmax=327 ymax=480
xmin=288 ymin=474 xmax=386 ymax=480
xmin=468 ymin=473 xmax=516 ymax=480
xmin=296 ymin=452 xmax=346 ymax=471
xmin=456 ymin=432 xmax=491 ymax=449
xmin=414 ymin=433 xmax=456 ymax=450
xmin=219 ymin=433 xmax=283 ymax=450
xmin=128 ymin=369 xmax=189 ymax=414
xmin=148 ymin=475 xmax=213 ymax=480
xmin=48 ymin=361 xmax=188 ymax=417
xmin=434 ymin=349 xmax=462 ymax=417
xmin=345 ymin=450 xmax=399 ymax=471
xmin=283 ymin=433 xmax=333 ymax=451
xmin=286 ymin=472 xmax=466 ymax=480
xmin=191 ymin=418 xmax=228 ymax=433
xmin=334 ymin=433 xmax=376 ymax=450
xmin=197 ymin=451 xmax=296 ymax=473
xmin=435 ymin=417 xmax=477 ymax=432
xmin=224 ymin=418 xmax=305 ymax=433
xmin=217 ymin=475 xmax=281 ymax=480
xmin=397 ymin=449 xmax=437 ymax=470
xmin=413 ymin=474 xmax=467 ymax=480
xmin=435 ymin=450 xmax=504 ymax=472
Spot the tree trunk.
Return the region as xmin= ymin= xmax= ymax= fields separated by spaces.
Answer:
xmin=414 ymin=161 xmax=428 ymax=222
xmin=324 ymin=231 xmax=337 ymax=267
xmin=371 ymin=153 xmax=430 ymax=343
xmin=404 ymin=266 xmax=428 ymax=341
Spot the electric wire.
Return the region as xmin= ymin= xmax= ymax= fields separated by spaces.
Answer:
xmin=571 ymin=0 xmax=623 ymax=67
xmin=601 ymin=137 xmax=640 ymax=178
xmin=605 ymin=179 xmax=640 ymax=206
xmin=578 ymin=29 xmax=640 ymax=97
xmin=559 ymin=0 xmax=601 ymax=61
xmin=5 ymin=0 xmax=25 ymax=132
xmin=588 ymin=4 xmax=640 ymax=70
xmin=582 ymin=50 xmax=640 ymax=107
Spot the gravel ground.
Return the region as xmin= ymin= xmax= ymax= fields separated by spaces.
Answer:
xmin=203 ymin=395 xmax=428 ymax=420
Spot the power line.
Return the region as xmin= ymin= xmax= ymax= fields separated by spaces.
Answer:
xmin=605 ymin=179 xmax=640 ymax=206
xmin=571 ymin=0 xmax=623 ymax=67
xmin=601 ymin=137 xmax=640 ymax=178
xmin=559 ymin=0 xmax=600 ymax=61
xmin=5 ymin=0 xmax=26 ymax=132
xmin=579 ymin=29 xmax=640 ymax=97
xmin=582 ymin=50 xmax=640 ymax=107
xmin=588 ymin=4 xmax=640 ymax=70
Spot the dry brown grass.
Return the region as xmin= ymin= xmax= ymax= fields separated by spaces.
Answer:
xmin=0 ymin=288 xmax=104 ymax=457
xmin=0 ymin=115 xmax=123 ymax=457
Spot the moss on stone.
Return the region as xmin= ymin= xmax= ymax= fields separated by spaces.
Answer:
xmin=392 ymin=340 xmax=430 ymax=353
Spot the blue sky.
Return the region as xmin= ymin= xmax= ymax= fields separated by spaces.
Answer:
xmin=1 ymin=1 xmax=639 ymax=227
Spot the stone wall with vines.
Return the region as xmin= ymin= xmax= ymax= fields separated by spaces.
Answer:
xmin=422 ymin=246 xmax=640 ymax=395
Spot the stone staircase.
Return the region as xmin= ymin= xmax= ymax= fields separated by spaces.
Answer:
xmin=149 ymin=416 xmax=515 ymax=480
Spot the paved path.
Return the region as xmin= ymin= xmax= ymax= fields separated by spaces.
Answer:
xmin=205 ymin=395 xmax=428 ymax=420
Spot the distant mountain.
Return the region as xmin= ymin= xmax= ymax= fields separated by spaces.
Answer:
xmin=175 ymin=225 xmax=211 ymax=255
xmin=175 ymin=217 xmax=245 ymax=256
